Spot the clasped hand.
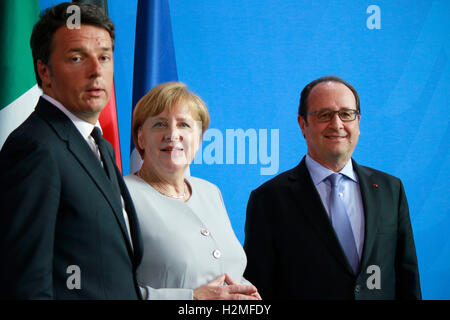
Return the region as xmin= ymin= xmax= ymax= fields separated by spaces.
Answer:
xmin=193 ymin=273 xmax=261 ymax=300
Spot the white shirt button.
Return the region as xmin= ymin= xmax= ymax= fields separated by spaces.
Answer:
xmin=338 ymin=192 xmax=344 ymax=198
xmin=213 ymin=249 xmax=221 ymax=259
xmin=201 ymin=229 xmax=210 ymax=236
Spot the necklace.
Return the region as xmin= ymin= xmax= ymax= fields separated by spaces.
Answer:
xmin=137 ymin=170 xmax=188 ymax=200
xmin=158 ymin=182 xmax=187 ymax=199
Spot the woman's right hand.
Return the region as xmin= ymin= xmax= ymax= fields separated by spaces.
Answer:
xmin=193 ymin=274 xmax=261 ymax=300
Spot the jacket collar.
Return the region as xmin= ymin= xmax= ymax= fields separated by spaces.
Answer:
xmin=35 ymin=97 xmax=140 ymax=263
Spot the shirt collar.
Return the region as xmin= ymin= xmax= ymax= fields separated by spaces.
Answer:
xmin=305 ymin=153 xmax=359 ymax=185
xmin=42 ymin=94 xmax=102 ymax=139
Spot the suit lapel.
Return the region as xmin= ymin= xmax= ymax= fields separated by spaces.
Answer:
xmin=99 ymin=142 xmax=143 ymax=264
xmin=36 ymin=98 xmax=135 ymax=258
xmin=117 ymin=169 xmax=143 ymax=266
xmin=352 ymin=160 xmax=380 ymax=271
xmin=289 ymin=158 xmax=355 ymax=276
xmin=66 ymin=133 xmax=130 ymax=233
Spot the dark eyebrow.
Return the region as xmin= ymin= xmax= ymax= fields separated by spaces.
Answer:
xmin=317 ymin=108 xmax=356 ymax=112
xmin=67 ymin=48 xmax=83 ymax=53
xmin=67 ymin=47 xmax=112 ymax=53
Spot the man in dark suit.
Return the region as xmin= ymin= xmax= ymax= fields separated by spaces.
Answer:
xmin=0 ymin=3 xmax=143 ymax=299
xmin=243 ymin=76 xmax=421 ymax=299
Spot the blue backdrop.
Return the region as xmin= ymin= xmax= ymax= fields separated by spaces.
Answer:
xmin=39 ymin=0 xmax=449 ymax=299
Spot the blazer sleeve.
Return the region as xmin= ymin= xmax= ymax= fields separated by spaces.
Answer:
xmin=243 ymin=190 xmax=275 ymax=299
xmin=140 ymin=286 xmax=193 ymax=300
xmin=0 ymin=136 xmax=60 ymax=299
xmin=395 ymin=180 xmax=422 ymax=299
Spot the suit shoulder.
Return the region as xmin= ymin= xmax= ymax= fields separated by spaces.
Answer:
xmin=356 ymin=163 xmax=403 ymax=189
xmin=187 ymin=176 xmax=220 ymax=193
xmin=4 ymin=111 xmax=57 ymax=146
xmin=251 ymin=167 xmax=297 ymax=194
xmin=0 ymin=112 xmax=64 ymax=170
xmin=357 ymin=164 xmax=401 ymax=181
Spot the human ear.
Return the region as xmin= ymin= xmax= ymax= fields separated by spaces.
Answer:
xmin=37 ymin=60 xmax=51 ymax=88
xmin=298 ymin=115 xmax=306 ymax=138
xmin=137 ymin=126 xmax=145 ymax=151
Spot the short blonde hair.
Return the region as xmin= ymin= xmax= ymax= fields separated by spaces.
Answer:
xmin=132 ymin=81 xmax=210 ymax=158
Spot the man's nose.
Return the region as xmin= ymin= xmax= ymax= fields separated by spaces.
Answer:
xmin=88 ymin=57 xmax=102 ymax=77
xmin=328 ymin=112 xmax=344 ymax=129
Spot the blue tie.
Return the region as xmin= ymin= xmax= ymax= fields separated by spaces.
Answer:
xmin=327 ymin=173 xmax=359 ymax=274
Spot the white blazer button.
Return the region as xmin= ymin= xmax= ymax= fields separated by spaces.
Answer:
xmin=213 ymin=249 xmax=221 ymax=259
xmin=201 ymin=229 xmax=210 ymax=236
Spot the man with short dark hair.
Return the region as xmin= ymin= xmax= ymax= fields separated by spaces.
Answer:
xmin=243 ymin=75 xmax=421 ymax=299
xmin=0 ymin=2 xmax=143 ymax=299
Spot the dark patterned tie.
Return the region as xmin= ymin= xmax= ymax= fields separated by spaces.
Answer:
xmin=90 ymin=127 xmax=121 ymax=197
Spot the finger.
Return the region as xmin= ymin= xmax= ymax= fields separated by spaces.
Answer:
xmin=251 ymin=292 xmax=262 ymax=300
xmin=224 ymin=273 xmax=239 ymax=285
xmin=229 ymin=293 xmax=260 ymax=300
xmin=208 ymin=274 xmax=226 ymax=286
xmin=227 ymin=284 xmax=257 ymax=295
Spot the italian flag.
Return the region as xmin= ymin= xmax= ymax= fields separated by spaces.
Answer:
xmin=0 ymin=0 xmax=41 ymax=149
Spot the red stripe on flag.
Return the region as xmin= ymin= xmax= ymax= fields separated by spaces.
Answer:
xmin=99 ymin=82 xmax=122 ymax=173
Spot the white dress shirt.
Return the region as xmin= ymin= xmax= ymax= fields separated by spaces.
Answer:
xmin=305 ymin=154 xmax=365 ymax=259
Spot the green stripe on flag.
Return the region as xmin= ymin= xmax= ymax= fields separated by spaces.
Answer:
xmin=0 ymin=0 xmax=41 ymax=110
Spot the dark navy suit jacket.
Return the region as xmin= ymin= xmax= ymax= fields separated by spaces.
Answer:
xmin=244 ymin=157 xmax=421 ymax=299
xmin=0 ymin=98 xmax=143 ymax=299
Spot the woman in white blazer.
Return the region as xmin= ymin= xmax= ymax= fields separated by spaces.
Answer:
xmin=124 ymin=82 xmax=260 ymax=300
